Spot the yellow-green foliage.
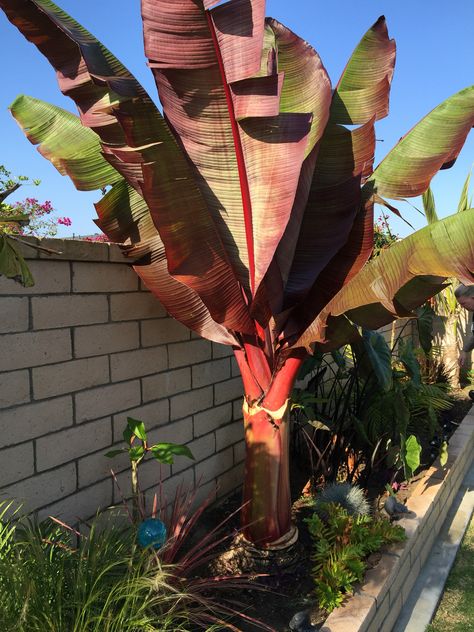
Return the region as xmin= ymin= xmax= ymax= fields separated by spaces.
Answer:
xmin=306 ymin=503 xmax=406 ymax=613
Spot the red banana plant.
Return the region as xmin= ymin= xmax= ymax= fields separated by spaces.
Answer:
xmin=2 ymin=0 xmax=473 ymax=548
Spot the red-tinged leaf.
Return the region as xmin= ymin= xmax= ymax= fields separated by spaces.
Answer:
xmin=331 ymin=16 xmax=396 ymax=124
xmin=208 ymin=0 xmax=265 ymax=84
xmin=283 ymin=199 xmax=374 ymax=344
xmin=2 ymin=0 xmax=252 ymax=334
xmin=144 ymin=2 xmax=316 ymax=300
xmin=366 ymin=86 xmax=474 ymax=199
xmin=283 ymin=119 xmax=376 ymax=306
xmin=267 ymin=18 xmax=332 ymax=158
xmin=240 ymin=112 xmax=313 ymax=291
xmin=295 ymin=211 xmax=474 ymax=349
xmin=95 ymin=181 xmax=238 ymax=346
xmin=265 ymin=18 xmax=332 ymax=302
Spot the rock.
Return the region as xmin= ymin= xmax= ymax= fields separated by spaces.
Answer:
xmin=289 ymin=609 xmax=319 ymax=632
xmin=384 ymin=495 xmax=409 ymax=517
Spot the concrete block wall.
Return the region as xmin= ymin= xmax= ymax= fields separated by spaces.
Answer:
xmin=0 ymin=239 xmax=245 ymax=523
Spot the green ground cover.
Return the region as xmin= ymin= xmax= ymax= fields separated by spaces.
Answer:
xmin=427 ymin=513 xmax=474 ymax=632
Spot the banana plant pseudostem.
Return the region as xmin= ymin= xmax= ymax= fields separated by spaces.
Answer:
xmin=1 ymin=0 xmax=473 ymax=548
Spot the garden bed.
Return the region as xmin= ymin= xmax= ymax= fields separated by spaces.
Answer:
xmin=320 ymin=403 xmax=474 ymax=632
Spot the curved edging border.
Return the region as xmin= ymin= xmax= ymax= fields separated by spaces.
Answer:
xmin=320 ymin=404 xmax=474 ymax=632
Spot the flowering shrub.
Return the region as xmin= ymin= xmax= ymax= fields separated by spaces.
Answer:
xmin=82 ymin=233 xmax=108 ymax=242
xmin=0 ymin=165 xmax=71 ymax=238
xmin=373 ymin=214 xmax=398 ymax=257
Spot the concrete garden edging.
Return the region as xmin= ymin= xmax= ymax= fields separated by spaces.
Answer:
xmin=320 ymin=404 xmax=474 ymax=632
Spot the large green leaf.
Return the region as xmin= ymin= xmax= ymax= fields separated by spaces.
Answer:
xmin=10 ymin=96 xmax=122 ymax=191
xmin=416 ymin=303 xmax=436 ymax=354
xmin=297 ymin=210 xmax=474 ymax=348
xmin=0 ymin=235 xmax=34 ymax=287
xmin=280 ymin=16 xmax=394 ymax=311
xmin=355 ymin=330 xmax=393 ymax=391
xmin=330 ymin=16 xmax=396 ymax=125
xmin=366 ymin=86 xmax=474 ymax=199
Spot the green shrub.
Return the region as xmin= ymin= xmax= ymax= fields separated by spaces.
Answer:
xmin=306 ymin=503 xmax=406 ymax=613
xmin=0 ymin=501 xmax=265 ymax=631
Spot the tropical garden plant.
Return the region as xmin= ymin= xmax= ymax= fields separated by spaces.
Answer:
xmin=1 ymin=0 xmax=473 ymax=549
xmin=0 ymin=164 xmax=69 ymax=285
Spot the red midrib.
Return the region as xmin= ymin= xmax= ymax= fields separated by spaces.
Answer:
xmin=206 ymin=11 xmax=256 ymax=297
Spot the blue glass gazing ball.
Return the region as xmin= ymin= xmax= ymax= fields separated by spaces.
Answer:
xmin=137 ymin=518 xmax=167 ymax=550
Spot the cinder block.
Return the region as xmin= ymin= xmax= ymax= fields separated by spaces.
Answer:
xmin=365 ymin=594 xmax=390 ymax=632
xmin=192 ymin=358 xmax=231 ymax=388
xmin=195 ymin=447 xmax=233 ymax=485
xmin=168 ymin=339 xmax=211 ymax=368
xmin=194 ymin=403 xmax=232 ymax=437
xmin=357 ymin=553 xmax=399 ymax=607
xmin=32 ymin=294 xmax=108 ymax=329
xmin=160 ymin=468 xmax=195 ymax=503
xmin=217 ymin=461 xmax=244 ymax=498
xmin=233 ymin=440 xmax=246 ymax=465
xmin=33 ymin=356 xmax=110 ymax=399
xmin=147 ymin=417 xmax=193 ymax=447
xmin=110 ymin=292 xmax=166 ymax=321
xmin=0 ymin=443 xmax=35 ymax=487
xmin=142 ymin=367 xmax=191 ymax=403
xmin=380 ymin=592 xmax=402 ymax=632
xmin=0 ymin=396 xmax=73 ymax=448
xmin=212 ymin=342 xmax=234 ymax=359
xmin=172 ymin=434 xmax=215 ymax=475
xmin=72 ymin=261 xmax=138 ymax=293
xmin=2 ymin=463 xmax=76 ymax=513
xmin=112 ymin=399 xmax=170 ymax=442
xmin=233 ymin=399 xmax=244 ymax=421
xmin=170 ymin=387 xmax=213 ymax=419
xmin=0 ymin=260 xmax=70 ymax=295
xmin=321 ymin=594 xmax=376 ymax=632
xmin=74 ymin=322 xmax=139 ymax=358
xmin=38 ymin=479 xmax=112 ymax=525
xmin=388 ymin=554 xmax=411 ymax=607
xmin=75 ymin=381 xmax=141 ymax=423
xmin=141 ymin=318 xmax=190 ymax=347
xmin=214 ymin=376 xmax=243 ymax=405
xmin=36 ymin=417 xmax=111 ymax=471
xmin=0 ymin=329 xmax=71 ymax=371
xmin=78 ymin=443 xmax=130 ymax=488
xmin=216 ymin=421 xmax=243 ymax=452
xmin=0 ymin=370 xmax=30 ymax=408
xmin=230 ymin=356 xmax=240 ymax=377
xmin=111 ymin=346 xmax=168 ymax=382
xmin=38 ymin=238 xmax=109 ymax=262
xmin=402 ymin=556 xmax=421 ymax=604
xmin=0 ymin=297 xmax=29 ymax=333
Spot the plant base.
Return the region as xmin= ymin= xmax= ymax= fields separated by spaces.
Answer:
xmin=212 ymin=525 xmax=300 ymax=575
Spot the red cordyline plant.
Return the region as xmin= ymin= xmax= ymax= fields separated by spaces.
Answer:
xmin=2 ymin=0 xmax=473 ymax=549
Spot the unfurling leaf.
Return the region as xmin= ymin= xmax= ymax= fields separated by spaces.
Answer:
xmin=127 ymin=417 xmax=147 ymax=442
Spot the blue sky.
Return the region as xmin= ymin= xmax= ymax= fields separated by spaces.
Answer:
xmin=0 ymin=0 xmax=473 ymax=238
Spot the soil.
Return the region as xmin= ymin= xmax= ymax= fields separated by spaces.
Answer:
xmin=194 ymin=391 xmax=472 ymax=632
